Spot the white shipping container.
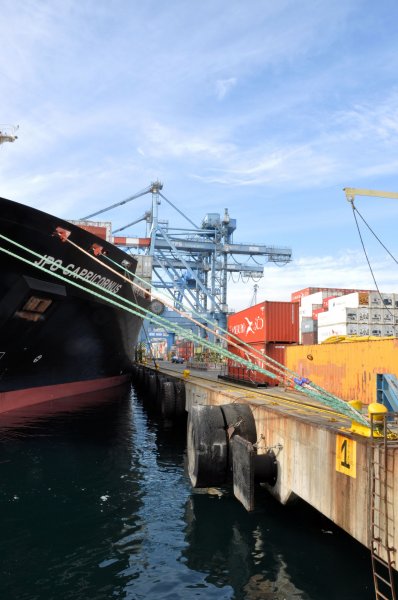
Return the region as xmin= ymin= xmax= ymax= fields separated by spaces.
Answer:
xmin=327 ymin=291 xmax=369 ymax=309
xmin=382 ymin=325 xmax=395 ymax=337
xmin=369 ymin=291 xmax=383 ymax=307
xmin=357 ymin=307 xmax=370 ymax=322
xmin=369 ymin=308 xmax=384 ymax=323
xmin=383 ymin=310 xmax=394 ymax=323
xmin=299 ymin=304 xmax=322 ymax=318
xmin=317 ymin=307 xmax=358 ymax=326
xmin=347 ymin=323 xmax=359 ymax=335
xmin=317 ymin=325 xmax=342 ymax=343
xmin=369 ymin=325 xmax=383 ymax=336
xmin=300 ymin=292 xmax=327 ymax=309
xmin=134 ymin=255 xmax=153 ymax=283
xmin=358 ymin=325 xmax=370 ymax=336
xmin=318 ymin=323 xmax=358 ymax=343
xmin=381 ymin=293 xmax=394 ymax=307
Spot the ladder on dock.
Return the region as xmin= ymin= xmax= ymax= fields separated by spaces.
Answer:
xmin=370 ymin=413 xmax=397 ymax=600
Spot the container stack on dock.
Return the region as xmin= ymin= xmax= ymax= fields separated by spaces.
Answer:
xmin=175 ymin=339 xmax=194 ymax=361
xmin=227 ymin=301 xmax=299 ymax=385
xmin=292 ymin=287 xmax=358 ymax=344
xmin=317 ymin=290 xmax=398 ymax=342
xmin=288 ymin=286 xmax=398 ymax=344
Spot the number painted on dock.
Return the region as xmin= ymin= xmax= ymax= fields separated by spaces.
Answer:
xmin=336 ymin=435 xmax=356 ymax=478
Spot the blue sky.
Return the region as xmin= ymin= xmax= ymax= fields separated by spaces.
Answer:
xmin=2 ymin=0 xmax=398 ymax=311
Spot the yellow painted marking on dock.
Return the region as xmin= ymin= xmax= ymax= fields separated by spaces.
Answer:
xmin=336 ymin=435 xmax=357 ymax=478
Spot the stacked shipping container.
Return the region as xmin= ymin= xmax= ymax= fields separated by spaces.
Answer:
xmin=317 ymin=291 xmax=398 ymax=342
xmin=291 ymin=287 xmax=375 ymax=344
xmin=226 ymin=288 xmax=398 ymax=388
xmin=175 ymin=339 xmax=194 ymax=361
xmin=227 ymin=301 xmax=299 ymax=385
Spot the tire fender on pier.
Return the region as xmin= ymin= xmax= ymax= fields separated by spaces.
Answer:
xmin=161 ymin=381 xmax=176 ymax=418
xmin=173 ymin=380 xmax=186 ymax=416
xmin=220 ymin=404 xmax=257 ymax=444
xmin=187 ymin=404 xmax=228 ymax=488
xmin=148 ymin=372 xmax=157 ymax=399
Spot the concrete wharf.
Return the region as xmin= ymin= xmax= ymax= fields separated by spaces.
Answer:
xmin=134 ymin=360 xmax=398 ymax=595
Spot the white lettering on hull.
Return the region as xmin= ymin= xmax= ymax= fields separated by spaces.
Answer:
xmin=34 ymin=255 xmax=123 ymax=294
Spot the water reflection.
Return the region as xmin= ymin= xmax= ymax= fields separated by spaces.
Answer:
xmin=0 ymin=382 xmax=133 ymax=433
xmin=0 ymin=383 xmax=381 ymax=600
xmin=0 ymin=384 xmax=144 ymax=600
xmin=129 ymin=386 xmax=377 ymax=599
xmin=183 ymin=478 xmax=376 ymax=599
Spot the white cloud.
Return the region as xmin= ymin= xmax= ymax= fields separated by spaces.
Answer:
xmin=137 ymin=120 xmax=236 ymax=160
xmin=215 ymin=78 xmax=237 ymax=100
xmin=227 ymin=250 xmax=398 ymax=311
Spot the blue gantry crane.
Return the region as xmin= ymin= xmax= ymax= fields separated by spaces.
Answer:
xmin=82 ymin=181 xmax=292 ymax=333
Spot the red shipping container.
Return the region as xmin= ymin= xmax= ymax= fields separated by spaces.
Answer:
xmin=227 ymin=341 xmax=292 ymax=386
xmin=312 ymin=307 xmax=325 ymax=320
xmin=175 ymin=339 xmax=194 ymax=361
xmin=322 ymin=296 xmax=337 ymax=309
xmin=291 ymin=287 xmax=320 ymax=303
xmin=291 ymin=287 xmax=372 ymax=304
xmin=70 ymin=220 xmax=112 ymax=241
xmin=301 ymin=332 xmax=318 ymax=345
xmin=228 ymin=301 xmax=299 ymax=344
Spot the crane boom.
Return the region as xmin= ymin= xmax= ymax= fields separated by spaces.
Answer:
xmin=0 ymin=124 xmax=18 ymax=144
xmin=344 ymin=187 xmax=398 ymax=202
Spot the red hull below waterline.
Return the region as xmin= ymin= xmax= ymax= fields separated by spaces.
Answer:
xmin=0 ymin=374 xmax=131 ymax=414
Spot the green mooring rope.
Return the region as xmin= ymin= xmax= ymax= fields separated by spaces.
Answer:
xmin=103 ymin=254 xmax=370 ymax=425
xmin=0 ymin=232 xmax=369 ymax=427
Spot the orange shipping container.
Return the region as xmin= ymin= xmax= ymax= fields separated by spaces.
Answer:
xmin=228 ymin=301 xmax=299 ymax=344
xmin=285 ymin=338 xmax=398 ymax=405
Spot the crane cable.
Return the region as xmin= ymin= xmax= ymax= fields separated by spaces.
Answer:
xmin=349 ymin=200 xmax=397 ymax=322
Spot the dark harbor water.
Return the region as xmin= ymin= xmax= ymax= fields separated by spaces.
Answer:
xmin=0 ymin=385 xmax=378 ymax=599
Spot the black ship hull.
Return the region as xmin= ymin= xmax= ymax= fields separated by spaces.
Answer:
xmin=0 ymin=197 xmax=149 ymax=414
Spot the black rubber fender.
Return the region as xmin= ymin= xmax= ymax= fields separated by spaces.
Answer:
xmin=187 ymin=404 xmax=228 ymax=488
xmin=254 ymin=450 xmax=278 ymax=486
xmin=148 ymin=372 xmax=157 ymax=399
xmin=173 ymin=380 xmax=186 ymax=416
xmin=155 ymin=374 xmax=167 ymax=407
xmin=220 ymin=404 xmax=257 ymax=445
xmin=136 ymin=366 xmax=145 ymax=387
xmin=161 ymin=381 xmax=176 ymax=418
xmin=144 ymin=368 xmax=152 ymax=388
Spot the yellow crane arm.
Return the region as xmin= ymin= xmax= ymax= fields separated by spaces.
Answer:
xmin=344 ymin=187 xmax=398 ymax=202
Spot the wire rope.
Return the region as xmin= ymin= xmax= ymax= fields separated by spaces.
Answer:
xmin=350 ymin=203 xmax=396 ymax=324
xmin=0 ymin=232 xmax=369 ymax=426
xmin=353 ymin=205 xmax=398 ymax=266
